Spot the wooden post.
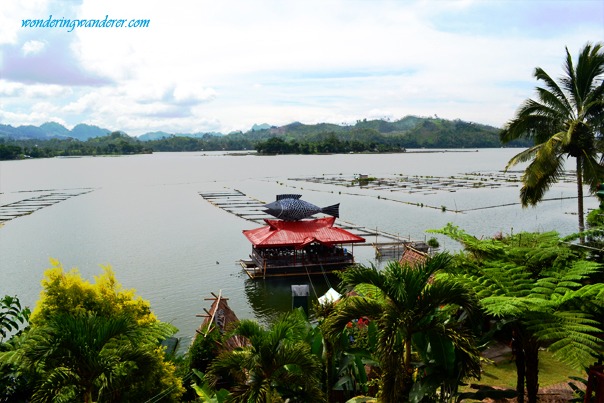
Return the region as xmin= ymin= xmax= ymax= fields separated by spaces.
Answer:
xmin=204 ymin=290 xmax=221 ymax=338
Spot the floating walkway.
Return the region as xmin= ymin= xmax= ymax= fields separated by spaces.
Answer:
xmin=199 ymin=188 xmax=424 ymax=259
xmin=0 ymin=188 xmax=95 ymax=223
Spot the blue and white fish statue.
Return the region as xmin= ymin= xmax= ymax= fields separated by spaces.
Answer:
xmin=263 ymin=194 xmax=339 ymax=221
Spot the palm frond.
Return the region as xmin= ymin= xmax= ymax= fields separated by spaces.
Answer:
xmin=323 ymin=297 xmax=384 ymax=340
xmin=518 ymin=143 xmax=566 ymax=206
xmin=581 ymin=153 xmax=604 ymax=191
xmin=534 ymin=66 xmax=573 ymax=115
xmin=339 ymin=264 xmax=386 ymax=294
xmin=572 ymin=43 xmax=604 ymax=108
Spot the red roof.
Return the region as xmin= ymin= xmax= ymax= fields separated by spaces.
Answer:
xmin=399 ymin=246 xmax=428 ymax=267
xmin=243 ymin=217 xmax=365 ymax=248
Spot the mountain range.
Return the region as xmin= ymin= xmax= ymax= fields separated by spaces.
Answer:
xmin=0 ymin=116 xmax=503 ymax=141
xmin=0 ymin=122 xmax=111 ymax=141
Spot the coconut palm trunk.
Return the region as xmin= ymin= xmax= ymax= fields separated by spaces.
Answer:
xmin=577 ymin=156 xmax=586 ymax=243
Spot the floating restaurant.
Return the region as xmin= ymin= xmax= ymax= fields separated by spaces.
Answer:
xmin=240 ymin=216 xmax=366 ymax=279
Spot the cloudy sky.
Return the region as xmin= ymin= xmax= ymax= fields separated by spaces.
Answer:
xmin=1 ymin=0 xmax=603 ymax=136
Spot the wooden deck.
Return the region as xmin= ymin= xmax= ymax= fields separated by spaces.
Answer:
xmin=239 ymin=250 xmax=357 ymax=279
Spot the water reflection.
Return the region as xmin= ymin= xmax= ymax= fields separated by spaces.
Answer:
xmin=244 ymin=274 xmax=340 ymax=325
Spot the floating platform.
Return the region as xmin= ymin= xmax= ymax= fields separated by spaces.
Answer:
xmin=239 ymin=250 xmax=358 ymax=279
xmin=199 ymin=188 xmax=427 ymax=277
xmin=198 ymin=188 xmax=414 ymax=246
xmin=0 ymin=189 xmax=95 ymax=223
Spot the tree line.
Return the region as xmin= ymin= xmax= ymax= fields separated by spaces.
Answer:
xmin=0 ymin=132 xmax=151 ymax=160
xmin=1 ymin=117 xmax=532 ymax=160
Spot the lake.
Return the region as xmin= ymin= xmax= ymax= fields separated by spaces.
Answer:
xmin=0 ymin=149 xmax=594 ymax=347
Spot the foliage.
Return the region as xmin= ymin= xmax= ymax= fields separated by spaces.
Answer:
xmin=500 ymin=42 xmax=604 ymax=238
xmin=0 ymin=296 xmax=30 ymax=343
xmin=314 ymin=298 xmax=379 ymax=400
xmin=0 ymin=296 xmax=31 ymax=403
xmin=324 ymin=255 xmax=481 ymax=402
xmin=2 ymin=313 xmax=178 ymax=402
xmin=433 ymin=224 xmax=604 ymax=403
xmin=569 ymin=208 xmax=604 ymax=260
xmin=1 ymin=115 xmax=531 ymax=159
xmin=0 ymin=132 xmax=151 ymax=160
xmin=0 ymin=260 xmax=184 ymax=402
xmin=190 ymin=369 xmax=230 ymax=403
xmin=30 ymin=259 xmax=156 ymax=326
xmin=188 ymin=324 xmax=224 ymax=373
xmin=206 ymin=309 xmax=325 ymax=403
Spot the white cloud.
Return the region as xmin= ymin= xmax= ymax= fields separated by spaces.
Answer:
xmin=172 ymin=84 xmax=216 ymax=105
xmin=21 ymin=40 xmax=46 ymax=55
xmin=0 ymin=80 xmax=70 ymax=97
xmin=1 ymin=0 xmax=602 ymax=134
xmin=0 ymin=0 xmax=49 ymax=45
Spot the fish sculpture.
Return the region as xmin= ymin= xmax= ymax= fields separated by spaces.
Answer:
xmin=263 ymin=194 xmax=339 ymax=221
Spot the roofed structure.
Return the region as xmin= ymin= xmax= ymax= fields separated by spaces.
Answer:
xmin=240 ymin=217 xmax=365 ymax=279
xmin=243 ymin=216 xmax=365 ymax=248
xmin=399 ymin=244 xmax=429 ymax=268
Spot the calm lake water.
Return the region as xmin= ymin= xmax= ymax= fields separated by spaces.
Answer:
xmin=0 ymin=149 xmax=594 ymax=347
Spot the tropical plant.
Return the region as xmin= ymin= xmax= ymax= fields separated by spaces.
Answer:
xmin=500 ymin=42 xmax=604 ymax=242
xmin=323 ymin=254 xmax=481 ymax=402
xmin=0 ymin=260 xmax=184 ymax=402
xmin=433 ymin=224 xmax=604 ymax=403
xmin=314 ymin=299 xmax=379 ymax=401
xmin=0 ymin=295 xmax=31 ymax=403
xmin=0 ymin=295 xmax=29 ymax=344
xmin=191 ymin=369 xmax=230 ymax=403
xmin=30 ymin=259 xmax=157 ymax=326
xmin=1 ymin=313 xmax=176 ymax=402
xmin=206 ymin=309 xmax=325 ymax=402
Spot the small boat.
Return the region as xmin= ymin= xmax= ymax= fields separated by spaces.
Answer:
xmin=195 ymin=291 xmax=247 ymax=350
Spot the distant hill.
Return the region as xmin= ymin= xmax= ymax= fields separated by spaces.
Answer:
xmin=248 ymin=116 xmax=522 ymax=148
xmin=251 ymin=123 xmax=271 ymax=131
xmin=0 ymin=123 xmax=50 ymax=139
xmin=40 ymin=122 xmax=70 ymax=137
xmin=0 ymin=116 xmax=531 ymax=150
xmin=0 ymin=122 xmax=110 ymax=140
xmin=138 ymin=131 xmax=223 ymax=141
xmin=70 ymin=124 xmax=111 ymax=140
xmin=138 ymin=131 xmax=172 ymax=141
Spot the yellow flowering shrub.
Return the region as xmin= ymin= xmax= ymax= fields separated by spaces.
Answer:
xmin=31 ymin=258 xmax=156 ymax=325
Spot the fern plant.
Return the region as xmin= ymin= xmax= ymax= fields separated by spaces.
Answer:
xmin=432 ymin=224 xmax=604 ymax=403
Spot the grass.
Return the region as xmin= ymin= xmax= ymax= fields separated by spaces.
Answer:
xmin=479 ymin=350 xmax=585 ymax=389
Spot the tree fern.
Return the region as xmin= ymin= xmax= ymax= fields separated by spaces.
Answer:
xmin=435 ymin=224 xmax=604 ymax=403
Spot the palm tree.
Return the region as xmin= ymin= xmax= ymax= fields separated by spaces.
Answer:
xmin=206 ymin=310 xmax=325 ymax=403
xmin=500 ymin=42 xmax=604 ymax=242
xmin=324 ymin=254 xmax=481 ymax=402
xmin=1 ymin=313 xmax=177 ymax=402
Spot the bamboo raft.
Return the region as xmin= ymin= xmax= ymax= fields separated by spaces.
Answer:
xmin=0 ymin=189 xmax=95 ymax=223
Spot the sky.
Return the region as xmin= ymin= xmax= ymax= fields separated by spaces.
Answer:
xmin=1 ymin=0 xmax=603 ymax=136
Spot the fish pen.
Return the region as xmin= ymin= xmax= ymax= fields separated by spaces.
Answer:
xmin=0 ymin=188 xmax=95 ymax=223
